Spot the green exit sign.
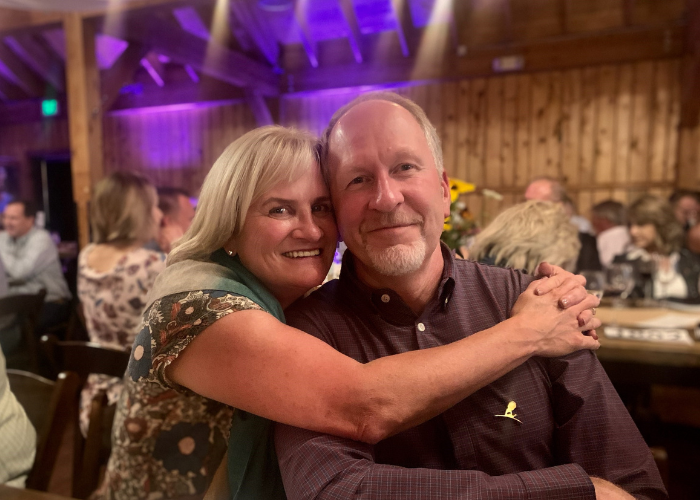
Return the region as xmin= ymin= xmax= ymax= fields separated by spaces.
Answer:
xmin=41 ymin=99 xmax=59 ymax=117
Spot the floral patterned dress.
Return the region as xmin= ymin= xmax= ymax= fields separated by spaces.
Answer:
xmin=77 ymin=245 xmax=166 ymax=435
xmin=93 ymin=290 xmax=261 ymax=500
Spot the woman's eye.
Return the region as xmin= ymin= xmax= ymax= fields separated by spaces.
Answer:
xmin=269 ymin=206 xmax=288 ymax=215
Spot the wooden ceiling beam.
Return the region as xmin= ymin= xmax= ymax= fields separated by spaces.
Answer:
xmin=680 ymin=0 xmax=700 ymax=127
xmin=283 ymin=24 xmax=684 ymax=93
xmin=100 ymin=40 xmax=150 ymax=111
xmin=390 ymin=0 xmax=413 ymax=56
xmin=0 ymin=40 xmax=46 ymax=96
xmin=452 ymin=0 xmax=473 ymax=48
xmin=0 ymin=74 xmax=27 ymax=101
xmin=246 ymin=89 xmax=275 ymax=126
xmin=558 ymin=0 xmax=568 ymax=34
xmin=3 ymin=34 xmax=65 ymax=92
xmin=338 ymin=0 xmax=364 ymax=63
xmin=141 ymin=51 xmax=166 ymax=87
xmin=99 ymin=12 xmax=279 ymax=95
xmin=295 ymin=0 xmax=319 ymax=68
xmin=623 ymin=0 xmax=636 ymax=26
xmin=229 ymin=0 xmax=279 ymax=68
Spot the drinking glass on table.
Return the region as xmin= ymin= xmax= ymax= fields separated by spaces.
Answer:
xmin=580 ymin=270 xmax=605 ymax=300
xmin=605 ymin=263 xmax=635 ymax=302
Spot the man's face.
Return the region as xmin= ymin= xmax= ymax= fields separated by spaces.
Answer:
xmin=169 ymin=194 xmax=196 ymax=233
xmin=673 ymin=196 xmax=699 ymax=227
xmin=327 ymin=100 xmax=450 ymax=279
xmin=3 ymin=203 xmax=34 ymax=238
xmin=524 ymin=180 xmax=554 ymax=202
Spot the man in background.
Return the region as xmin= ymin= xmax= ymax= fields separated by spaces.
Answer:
xmin=669 ymin=190 xmax=700 ymax=231
xmin=591 ymin=200 xmax=630 ymax=268
xmin=524 ymin=177 xmax=601 ymax=271
xmin=0 ymin=200 xmax=71 ymax=332
xmin=152 ymin=187 xmax=195 ymax=254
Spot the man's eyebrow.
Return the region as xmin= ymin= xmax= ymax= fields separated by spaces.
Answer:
xmin=390 ymin=148 xmax=424 ymax=164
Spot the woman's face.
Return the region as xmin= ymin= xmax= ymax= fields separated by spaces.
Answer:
xmin=629 ymin=222 xmax=657 ymax=251
xmin=233 ymin=163 xmax=338 ymax=308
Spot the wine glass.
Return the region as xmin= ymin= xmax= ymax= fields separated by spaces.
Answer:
xmin=580 ymin=270 xmax=605 ymax=300
xmin=605 ymin=263 xmax=635 ymax=305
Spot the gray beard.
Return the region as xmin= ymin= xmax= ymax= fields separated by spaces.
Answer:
xmin=364 ymin=240 xmax=427 ymax=276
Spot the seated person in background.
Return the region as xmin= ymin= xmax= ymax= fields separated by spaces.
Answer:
xmin=524 ymin=177 xmax=601 ymax=272
xmin=77 ymin=172 xmax=165 ymax=436
xmin=0 ymin=347 xmax=36 ymax=487
xmin=0 ymin=200 xmax=71 ymax=332
xmin=669 ymin=189 xmax=700 ymax=231
xmin=469 ymin=200 xmax=580 ymax=274
xmin=275 ymin=92 xmax=665 ymax=500
xmin=152 ymin=187 xmax=196 ymax=253
xmin=614 ymin=194 xmax=700 ymax=300
xmin=590 ymin=200 xmax=631 ymax=268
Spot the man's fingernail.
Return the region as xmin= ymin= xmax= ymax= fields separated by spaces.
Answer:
xmin=561 ymin=298 xmax=569 ymax=307
xmin=536 ymin=288 xmax=542 ymax=295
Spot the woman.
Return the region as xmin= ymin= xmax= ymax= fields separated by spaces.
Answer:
xmin=98 ymin=126 xmax=599 ymax=500
xmin=77 ymin=172 xmax=165 ymax=435
xmin=614 ymin=194 xmax=700 ymax=300
xmin=469 ymin=200 xmax=581 ymax=274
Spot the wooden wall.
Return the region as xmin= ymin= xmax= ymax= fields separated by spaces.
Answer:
xmin=0 ymin=57 xmax=688 ymax=228
xmin=282 ymin=58 xmax=683 ymax=226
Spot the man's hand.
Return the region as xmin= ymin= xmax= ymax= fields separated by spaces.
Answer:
xmin=590 ymin=477 xmax=635 ymax=499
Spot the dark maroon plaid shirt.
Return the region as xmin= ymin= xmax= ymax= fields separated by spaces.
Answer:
xmin=275 ymin=245 xmax=667 ymax=499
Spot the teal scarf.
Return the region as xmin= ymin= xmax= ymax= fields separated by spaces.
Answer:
xmin=147 ymin=249 xmax=287 ymax=499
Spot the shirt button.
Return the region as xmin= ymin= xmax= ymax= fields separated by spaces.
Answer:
xmin=381 ymin=294 xmax=390 ymax=303
xmin=417 ymin=323 xmax=426 ymax=332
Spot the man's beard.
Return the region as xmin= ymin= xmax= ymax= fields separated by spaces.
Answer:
xmin=360 ymin=212 xmax=427 ymax=276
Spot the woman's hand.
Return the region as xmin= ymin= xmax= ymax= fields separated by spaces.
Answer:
xmin=510 ymin=277 xmax=601 ymax=358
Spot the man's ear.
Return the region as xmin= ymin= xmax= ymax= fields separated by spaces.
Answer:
xmin=441 ymin=170 xmax=451 ymax=218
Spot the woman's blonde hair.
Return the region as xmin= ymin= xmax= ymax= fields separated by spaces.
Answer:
xmin=469 ymin=200 xmax=581 ymax=274
xmin=628 ymin=195 xmax=683 ymax=255
xmin=90 ymin=172 xmax=157 ymax=245
xmin=168 ymin=126 xmax=319 ymax=265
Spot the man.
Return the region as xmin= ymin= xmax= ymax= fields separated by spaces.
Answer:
xmin=275 ymin=93 xmax=665 ymax=499
xmin=524 ymin=177 xmax=601 ymax=272
xmin=152 ymin=187 xmax=195 ymax=253
xmin=590 ymin=200 xmax=631 ymax=268
xmin=0 ymin=200 xmax=71 ymax=331
xmin=669 ymin=190 xmax=700 ymax=231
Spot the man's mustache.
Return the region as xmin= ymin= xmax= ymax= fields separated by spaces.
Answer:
xmin=360 ymin=212 xmax=423 ymax=233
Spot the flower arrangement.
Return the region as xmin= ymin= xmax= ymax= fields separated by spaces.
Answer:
xmin=441 ymin=178 xmax=502 ymax=251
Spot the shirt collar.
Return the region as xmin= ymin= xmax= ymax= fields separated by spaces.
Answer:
xmin=338 ymin=242 xmax=457 ymax=324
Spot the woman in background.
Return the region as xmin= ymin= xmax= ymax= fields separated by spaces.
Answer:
xmin=470 ymin=200 xmax=581 ymax=274
xmin=614 ymin=194 xmax=700 ymax=300
xmin=77 ymin=172 xmax=165 ymax=435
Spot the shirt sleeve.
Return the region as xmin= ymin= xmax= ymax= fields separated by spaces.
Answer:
xmin=274 ymin=423 xmax=595 ymax=500
xmin=3 ymin=230 xmax=57 ymax=282
xmin=546 ymin=351 xmax=668 ymax=499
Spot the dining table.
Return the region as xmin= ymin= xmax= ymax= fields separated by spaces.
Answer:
xmin=0 ymin=486 xmax=76 ymax=500
xmin=595 ymin=304 xmax=700 ymax=388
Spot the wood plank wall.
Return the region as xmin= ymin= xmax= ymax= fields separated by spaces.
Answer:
xmin=0 ymin=57 xmax=688 ymax=230
xmin=282 ymin=58 xmax=682 ymax=226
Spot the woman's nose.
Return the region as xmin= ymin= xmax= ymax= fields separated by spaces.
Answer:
xmin=293 ymin=214 xmax=323 ymax=241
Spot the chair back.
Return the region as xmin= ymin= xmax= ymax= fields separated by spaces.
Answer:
xmin=0 ymin=290 xmax=47 ymax=372
xmin=7 ymin=369 xmax=81 ymax=492
xmin=40 ymin=334 xmax=131 ymax=499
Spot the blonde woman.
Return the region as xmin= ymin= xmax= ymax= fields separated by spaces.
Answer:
xmin=470 ymin=200 xmax=581 ymax=274
xmin=77 ymin=172 xmax=165 ymax=435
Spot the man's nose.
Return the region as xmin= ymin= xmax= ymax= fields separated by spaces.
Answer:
xmin=368 ymin=175 xmax=402 ymax=212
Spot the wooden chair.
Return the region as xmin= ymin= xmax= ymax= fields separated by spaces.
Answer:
xmin=7 ymin=369 xmax=81 ymax=492
xmin=41 ymin=334 xmax=131 ymax=499
xmin=0 ymin=290 xmax=46 ymax=372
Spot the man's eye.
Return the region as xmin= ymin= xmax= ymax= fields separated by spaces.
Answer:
xmin=348 ymin=177 xmax=365 ymax=186
xmin=312 ymin=204 xmax=333 ymax=214
xmin=399 ymin=163 xmax=414 ymax=171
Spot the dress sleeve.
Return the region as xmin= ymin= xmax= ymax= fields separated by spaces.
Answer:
xmin=125 ymin=289 xmax=262 ymax=391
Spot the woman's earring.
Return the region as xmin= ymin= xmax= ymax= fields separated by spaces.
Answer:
xmin=227 ymin=249 xmax=234 ymax=257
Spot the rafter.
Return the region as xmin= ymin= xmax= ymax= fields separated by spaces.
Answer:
xmin=99 ymin=12 xmax=279 ymax=95
xmin=452 ymin=0 xmax=473 ymax=48
xmin=246 ymin=89 xmax=274 ymax=126
xmin=0 ymin=74 xmax=26 ymax=101
xmin=338 ymin=0 xmax=364 ymax=63
xmin=141 ymin=51 xmax=166 ymax=87
xmin=100 ymin=41 xmax=150 ymax=111
xmin=680 ymin=0 xmax=700 ymax=127
xmin=0 ymin=40 xmax=45 ymax=96
xmin=4 ymin=35 xmax=65 ymax=92
xmin=390 ymin=0 xmax=412 ymax=56
xmin=295 ymin=0 xmax=319 ymax=68
xmin=229 ymin=0 xmax=279 ymax=68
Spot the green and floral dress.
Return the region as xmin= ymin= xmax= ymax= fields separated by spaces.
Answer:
xmin=92 ymin=289 xmax=262 ymax=500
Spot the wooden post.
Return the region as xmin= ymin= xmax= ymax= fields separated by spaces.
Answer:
xmin=64 ymin=13 xmax=103 ymax=249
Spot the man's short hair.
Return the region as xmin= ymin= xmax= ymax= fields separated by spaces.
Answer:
xmin=319 ymin=91 xmax=443 ymax=180
xmin=591 ymin=200 xmax=626 ymax=226
xmin=157 ymin=187 xmax=190 ymax=217
xmin=669 ymin=189 xmax=700 ymax=206
xmin=7 ymin=199 xmax=38 ymax=218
